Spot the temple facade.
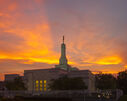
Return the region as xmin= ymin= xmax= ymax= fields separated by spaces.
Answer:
xmin=24 ymin=36 xmax=95 ymax=92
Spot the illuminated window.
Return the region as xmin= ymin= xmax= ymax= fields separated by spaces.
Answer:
xmin=35 ymin=80 xmax=39 ymax=91
xmin=44 ymin=80 xmax=47 ymax=91
xmin=40 ymin=84 xmax=42 ymax=87
xmin=44 ymin=80 xmax=46 ymax=83
xmin=40 ymin=87 xmax=43 ymax=91
xmin=40 ymin=80 xmax=43 ymax=91
xmin=36 ymin=80 xmax=39 ymax=83
xmin=40 ymin=80 xmax=42 ymax=83
xmin=44 ymin=87 xmax=46 ymax=91
xmin=36 ymin=84 xmax=38 ymax=87
xmin=44 ymin=84 xmax=46 ymax=87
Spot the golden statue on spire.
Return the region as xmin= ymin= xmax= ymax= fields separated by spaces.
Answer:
xmin=63 ymin=36 xmax=64 ymax=43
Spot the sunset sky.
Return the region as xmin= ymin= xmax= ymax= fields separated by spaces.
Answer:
xmin=0 ymin=0 xmax=127 ymax=80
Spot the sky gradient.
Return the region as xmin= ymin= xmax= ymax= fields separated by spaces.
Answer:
xmin=0 ymin=0 xmax=127 ymax=80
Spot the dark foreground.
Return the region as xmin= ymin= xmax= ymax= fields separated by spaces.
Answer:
xmin=0 ymin=90 xmax=123 ymax=101
xmin=1 ymin=97 xmax=72 ymax=101
xmin=1 ymin=96 xmax=127 ymax=101
xmin=0 ymin=96 xmax=122 ymax=101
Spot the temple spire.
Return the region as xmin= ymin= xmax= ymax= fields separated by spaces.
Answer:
xmin=59 ymin=36 xmax=67 ymax=65
xmin=63 ymin=36 xmax=64 ymax=43
xmin=55 ymin=36 xmax=77 ymax=71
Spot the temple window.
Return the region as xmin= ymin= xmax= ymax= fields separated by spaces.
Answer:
xmin=44 ymin=80 xmax=47 ymax=91
xmin=35 ymin=80 xmax=39 ymax=91
xmin=40 ymin=80 xmax=43 ymax=91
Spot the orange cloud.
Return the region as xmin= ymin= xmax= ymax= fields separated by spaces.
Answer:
xmin=8 ymin=2 xmax=17 ymax=11
xmin=0 ymin=1 xmax=61 ymax=68
xmin=0 ymin=7 xmax=63 ymax=66
xmin=94 ymin=56 xmax=122 ymax=65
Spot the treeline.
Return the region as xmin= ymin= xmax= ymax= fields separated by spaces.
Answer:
xmin=5 ymin=77 xmax=26 ymax=90
xmin=95 ymin=70 xmax=127 ymax=94
xmin=49 ymin=76 xmax=87 ymax=90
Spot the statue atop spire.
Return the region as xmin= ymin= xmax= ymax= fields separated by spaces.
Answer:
xmin=63 ymin=36 xmax=64 ymax=43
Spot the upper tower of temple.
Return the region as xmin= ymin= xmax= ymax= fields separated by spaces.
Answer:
xmin=55 ymin=36 xmax=70 ymax=70
xmin=55 ymin=36 xmax=78 ymax=71
xmin=59 ymin=36 xmax=68 ymax=65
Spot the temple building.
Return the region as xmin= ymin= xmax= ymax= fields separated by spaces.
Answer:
xmin=24 ymin=36 xmax=95 ymax=92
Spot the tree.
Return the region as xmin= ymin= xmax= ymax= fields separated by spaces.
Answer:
xmin=5 ymin=77 xmax=26 ymax=90
xmin=117 ymin=70 xmax=127 ymax=94
xmin=49 ymin=76 xmax=87 ymax=90
xmin=95 ymin=74 xmax=116 ymax=90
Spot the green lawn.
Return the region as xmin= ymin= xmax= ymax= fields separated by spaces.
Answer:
xmin=118 ymin=95 xmax=127 ymax=101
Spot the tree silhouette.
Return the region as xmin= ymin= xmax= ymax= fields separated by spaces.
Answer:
xmin=49 ymin=76 xmax=87 ymax=90
xmin=5 ymin=77 xmax=26 ymax=90
xmin=95 ymin=74 xmax=116 ymax=90
xmin=117 ymin=70 xmax=127 ymax=94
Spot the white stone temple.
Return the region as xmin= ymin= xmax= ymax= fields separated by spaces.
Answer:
xmin=24 ymin=36 xmax=95 ymax=92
